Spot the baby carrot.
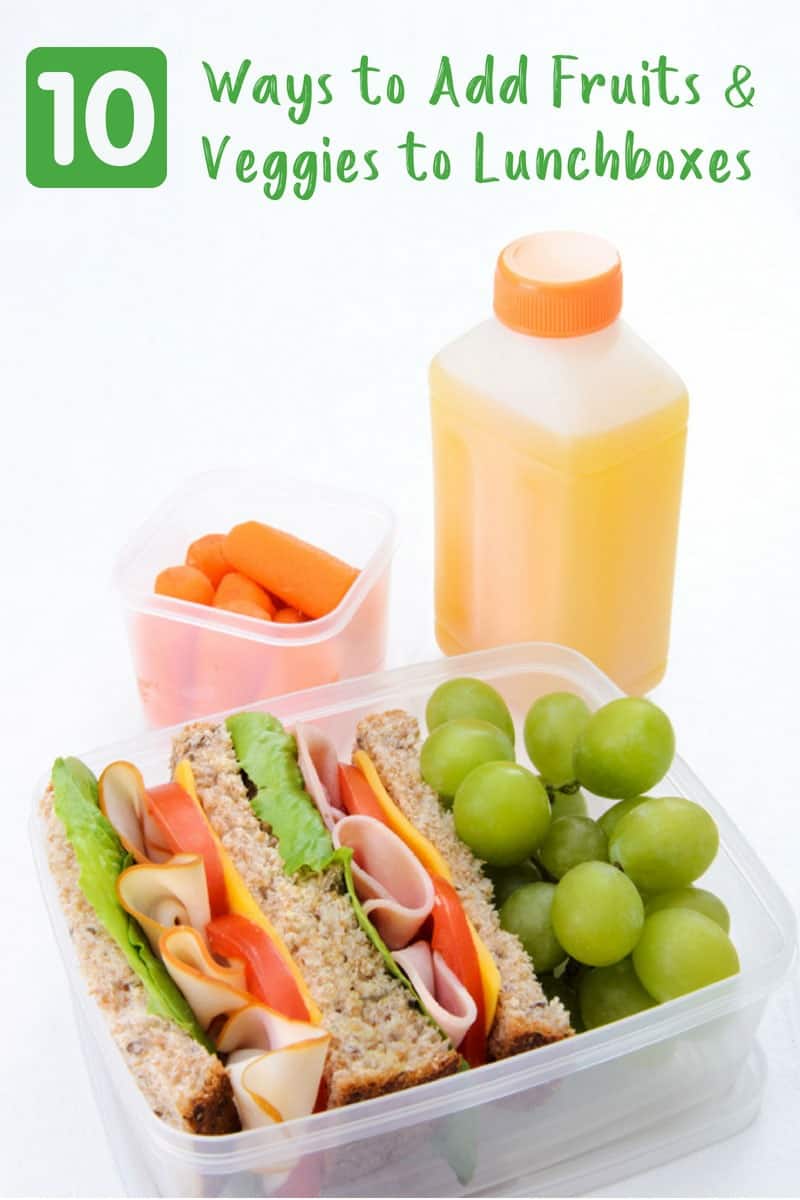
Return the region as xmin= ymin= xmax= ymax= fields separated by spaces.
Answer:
xmin=215 ymin=598 xmax=272 ymax=620
xmin=224 ymin=522 xmax=358 ymax=619
xmin=214 ymin=572 xmax=276 ymax=619
xmin=274 ymin=607 xmax=305 ymax=624
xmin=186 ymin=533 xmax=230 ymax=588
xmin=155 ymin=565 xmax=214 ymax=606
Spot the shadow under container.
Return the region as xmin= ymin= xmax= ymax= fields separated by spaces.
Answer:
xmin=113 ymin=471 xmax=395 ymax=726
xmin=31 ymin=643 xmax=797 ymax=1196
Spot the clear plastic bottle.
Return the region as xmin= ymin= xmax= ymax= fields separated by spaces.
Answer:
xmin=430 ymin=231 xmax=688 ymax=694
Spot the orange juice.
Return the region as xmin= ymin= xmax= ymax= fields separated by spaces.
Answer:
xmin=431 ymin=233 xmax=688 ymax=694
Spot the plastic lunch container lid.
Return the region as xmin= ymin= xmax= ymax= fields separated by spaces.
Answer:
xmin=494 ymin=231 xmax=623 ymax=338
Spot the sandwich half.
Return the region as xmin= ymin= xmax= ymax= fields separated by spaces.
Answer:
xmin=170 ymin=719 xmax=460 ymax=1106
xmin=41 ymin=764 xmax=237 ymax=1134
xmin=354 ymin=710 xmax=572 ymax=1057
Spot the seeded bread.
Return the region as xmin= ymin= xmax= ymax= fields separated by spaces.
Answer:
xmin=171 ymin=722 xmax=460 ymax=1107
xmin=355 ymin=710 xmax=574 ymax=1056
xmin=41 ymin=786 xmax=239 ymax=1135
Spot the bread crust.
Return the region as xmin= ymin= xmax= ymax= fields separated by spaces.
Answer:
xmin=354 ymin=710 xmax=574 ymax=1056
xmin=41 ymin=785 xmax=239 ymax=1135
xmin=333 ymin=1054 xmax=461 ymax=1107
xmin=171 ymin=721 xmax=460 ymax=1109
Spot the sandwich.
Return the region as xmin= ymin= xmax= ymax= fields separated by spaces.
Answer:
xmin=42 ymin=707 xmax=570 ymax=1137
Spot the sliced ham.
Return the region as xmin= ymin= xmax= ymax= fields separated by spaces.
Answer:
xmin=393 ymin=941 xmax=478 ymax=1049
xmin=332 ymin=815 xmax=434 ymax=949
xmin=294 ymin=723 xmax=345 ymax=831
xmin=293 ymin=730 xmax=479 ymax=1054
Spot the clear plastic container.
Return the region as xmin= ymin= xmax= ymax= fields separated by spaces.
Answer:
xmin=32 ymin=644 xmax=796 ymax=1197
xmin=113 ymin=471 xmax=395 ymax=726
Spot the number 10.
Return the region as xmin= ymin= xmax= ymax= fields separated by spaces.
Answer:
xmin=37 ymin=69 xmax=156 ymax=167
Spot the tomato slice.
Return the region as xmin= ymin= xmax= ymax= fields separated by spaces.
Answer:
xmin=145 ymin=783 xmax=228 ymax=918
xmin=338 ymin=763 xmax=387 ymax=823
xmin=207 ymin=913 xmax=310 ymax=1022
xmin=430 ymin=876 xmax=487 ymax=1067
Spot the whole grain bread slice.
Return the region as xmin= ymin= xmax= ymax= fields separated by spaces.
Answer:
xmin=354 ymin=710 xmax=574 ymax=1057
xmin=41 ymin=786 xmax=238 ymax=1134
xmin=171 ymin=721 xmax=460 ymax=1108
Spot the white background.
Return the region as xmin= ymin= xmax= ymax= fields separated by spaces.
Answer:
xmin=2 ymin=0 xmax=799 ymax=1195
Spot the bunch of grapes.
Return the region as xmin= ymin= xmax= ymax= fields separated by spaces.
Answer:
xmin=421 ymin=680 xmax=739 ymax=1032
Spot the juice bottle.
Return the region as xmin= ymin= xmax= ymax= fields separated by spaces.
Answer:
xmin=430 ymin=232 xmax=688 ymax=694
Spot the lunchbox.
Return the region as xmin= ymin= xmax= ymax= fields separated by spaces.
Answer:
xmin=113 ymin=471 xmax=396 ymax=726
xmin=32 ymin=644 xmax=797 ymax=1197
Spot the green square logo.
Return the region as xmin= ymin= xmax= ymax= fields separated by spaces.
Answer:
xmin=26 ymin=47 xmax=167 ymax=187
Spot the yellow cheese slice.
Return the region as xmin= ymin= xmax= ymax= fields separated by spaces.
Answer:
xmin=353 ymin=751 xmax=501 ymax=1035
xmin=468 ymin=919 xmax=501 ymax=1033
xmin=353 ymin=751 xmax=454 ymax=881
xmin=173 ymin=759 xmax=322 ymax=1025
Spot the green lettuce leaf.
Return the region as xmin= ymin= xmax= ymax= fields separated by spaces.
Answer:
xmin=226 ymin=713 xmax=334 ymax=874
xmin=334 ymin=847 xmax=411 ymax=989
xmin=51 ymin=757 xmax=213 ymax=1051
xmin=433 ymin=1108 xmax=480 ymax=1186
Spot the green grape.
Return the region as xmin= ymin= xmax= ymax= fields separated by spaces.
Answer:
xmin=500 ymin=882 xmax=566 ymax=973
xmin=538 ymin=815 xmax=608 ymax=880
xmin=579 ymin=957 xmax=657 ymax=1029
xmin=454 ymin=762 xmax=551 ymax=866
xmin=420 ymin=718 xmax=515 ymax=799
xmin=609 ymin=797 xmax=719 ymax=891
xmin=551 ymin=861 xmax=645 ymax=967
xmin=632 ymin=909 xmax=739 ymax=1001
xmin=573 ymin=698 xmax=675 ymax=799
xmin=549 ymin=787 xmax=589 ymax=820
xmin=485 ymin=859 xmax=543 ymax=907
xmin=539 ymin=971 xmax=584 ymax=1032
xmin=523 ymin=693 xmax=590 ymax=788
xmin=644 ymin=886 xmax=730 ymax=932
xmin=426 ymin=677 xmax=515 ymax=744
xmin=598 ymin=796 xmax=648 ymax=841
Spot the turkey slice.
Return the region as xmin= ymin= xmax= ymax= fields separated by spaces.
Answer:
xmin=98 ymin=760 xmax=172 ymax=863
xmin=159 ymin=925 xmax=248 ymax=1028
xmin=218 ymin=1005 xmax=330 ymax=1128
xmin=117 ymin=855 xmax=211 ymax=952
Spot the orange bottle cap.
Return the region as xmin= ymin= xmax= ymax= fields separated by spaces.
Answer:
xmin=493 ymin=231 xmax=622 ymax=338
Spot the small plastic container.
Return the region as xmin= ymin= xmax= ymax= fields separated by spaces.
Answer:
xmin=32 ymin=644 xmax=796 ymax=1197
xmin=113 ymin=471 xmax=395 ymax=726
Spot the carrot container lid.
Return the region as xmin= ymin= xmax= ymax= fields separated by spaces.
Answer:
xmin=493 ymin=231 xmax=622 ymax=338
